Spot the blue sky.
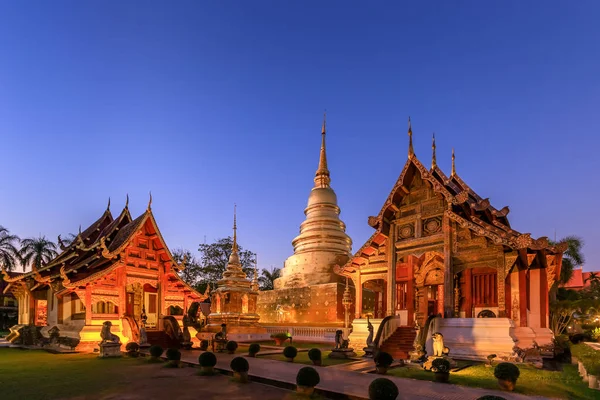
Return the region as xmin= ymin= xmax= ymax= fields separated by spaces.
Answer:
xmin=1 ymin=1 xmax=599 ymax=271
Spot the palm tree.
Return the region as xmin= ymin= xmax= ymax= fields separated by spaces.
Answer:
xmin=555 ymin=235 xmax=585 ymax=285
xmin=0 ymin=226 xmax=20 ymax=272
xmin=259 ymin=267 xmax=281 ymax=291
xmin=19 ymin=236 xmax=58 ymax=272
xmin=586 ymin=272 xmax=600 ymax=288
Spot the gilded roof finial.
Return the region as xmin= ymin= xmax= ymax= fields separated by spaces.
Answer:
xmin=125 ymin=194 xmax=129 ymax=209
xmin=431 ymin=133 xmax=437 ymax=170
xmin=107 ymin=197 xmax=111 ymax=211
xmin=451 ymin=148 xmax=456 ymax=176
xmin=314 ymin=112 xmax=331 ymax=188
xmin=232 ymin=203 xmax=238 ymax=252
xmin=78 ymin=224 xmax=82 ymax=235
xmin=147 ymin=191 xmax=152 ymax=211
xmin=408 ymin=117 xmax=414 ymax=158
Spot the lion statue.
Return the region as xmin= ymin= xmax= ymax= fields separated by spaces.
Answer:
xmin=100 ymin=321 xmax=120 ymax=344
xmin=334 ymin=329 xmax=349 ymax=349
xmin=432 ymin=332 xmax=449 ymax=357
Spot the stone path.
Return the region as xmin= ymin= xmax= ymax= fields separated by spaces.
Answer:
xmin=178 ymin=350 xmax=551 ymax=400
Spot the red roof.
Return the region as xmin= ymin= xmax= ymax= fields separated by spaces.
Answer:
xmin=563 ymin=269 xmax=599 ymax=290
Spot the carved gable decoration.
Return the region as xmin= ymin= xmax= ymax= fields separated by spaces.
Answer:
xmin=397 ymin=223 xmax=415 ymax=239
xmin=504 ymin=253 xmax=518 ymax=275
xmin=546 ymin=255 xmax=558 ymax=288
xmin=423 ymin=216 xmax=442 ymax=236
xmin=414 ymin=251 xmax=444 ymax=287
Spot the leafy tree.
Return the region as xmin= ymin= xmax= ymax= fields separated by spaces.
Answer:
xmin=172 ymin=248 xmax=203 ymax=287
xmin=259 ymin=267 xmax=281 ymax=291
xmin=197 ymin=237 xmax=255 ymax=291
xmin=19 ymin=236 xmax=58 ymax=271
xmin=550 ymin=235 xmax=585 ymax=285
xmin=550 ymin=298 xmax=599 ymax=336
xmin=585 ymin=272 xmax=600 ymax=288
xmin=0 ymin=226 xmax=20 ymax=272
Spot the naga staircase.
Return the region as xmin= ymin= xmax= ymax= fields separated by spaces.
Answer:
xmin=378 ymin=327 xmax=416 ymax=359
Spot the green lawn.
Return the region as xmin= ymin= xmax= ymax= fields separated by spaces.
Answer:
xmin=387 ymin=362 xmax=597 ymax=400
xmin=0 ymin=348 xmax=144 ymax=400
xmin=258 ymin=350 xmax=358 ymax=366
xmin=243 ymin=340 xmax=333 ymax=349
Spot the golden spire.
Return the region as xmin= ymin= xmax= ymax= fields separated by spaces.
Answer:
xmin=451 ymin=148 xmax=456 ymax=176
xmin=232 ymin=203 xmax=238 ymax=253
xmin=314 ymin=112 xmax=331 ymax=188
xmin=431 ymin=133 xmax=437 ymax=170
xmin=147 ymin=191 xmax=152 ymax=211
xmin=408 ymin=117 xmax=414 ymax=158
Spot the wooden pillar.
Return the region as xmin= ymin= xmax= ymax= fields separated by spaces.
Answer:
xmin=119 ymin=266 xmax=127 ymax=318
xmin=85 ymin=285 xmax=92 ymax=325
xmin=464 ymin=268 xmax=473 ymax=317
xmin=505 ymin=272 xmax=512 ymax=321
xmin=386 ymin=224 xmax=396 ymax=316
xmin=518 ymin=268 xmax=528 ymax=327
xmin=354 ymin=273 xmax=362 ymax=319
xmin=540 ymin=267 xmax=548 ymax=328
xmin=443 ymin=216 xmax=453 ymax=318
xmin=407 ymin=257 xmax=415 ymax=324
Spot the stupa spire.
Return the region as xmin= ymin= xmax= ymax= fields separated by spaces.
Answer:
xmin=408 ymin=117 xmax=414 ymax=158
xmin=314 ymin=112 xmax=331 ymax=188
xmin=232 ymin=203 xmax=238 ymax=253
xmin=431 ymin=133 xmax=437 ymax=170
xmin=451 ymin=148 xmax=456 ymax=176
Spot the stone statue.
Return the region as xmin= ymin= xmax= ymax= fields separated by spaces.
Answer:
xmin=163 ymin=316 xmax=183 ymax=342
xmin=100 ymin=321 xmax=120 ymax=344
xmin=432 ymin=332 xmax=445 ymax=357
xmin=214 ymin=323 xmax=227 ymax=340
xmin=366 ymin=318 xmax=374 ymax=347
xmin=334 ymin=329 xmax=349 ymax=349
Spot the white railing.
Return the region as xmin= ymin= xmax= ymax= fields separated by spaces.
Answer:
xmin=263 ymin=326 xmax=338 ymax=343
xmin=373 ymin=315 xmax=402 ymax=350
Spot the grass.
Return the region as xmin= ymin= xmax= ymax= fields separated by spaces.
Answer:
xmin=387 ymin=362 xmax=597 ymax=400
xmin=258 ymin=350 xmax=358 ymax=366
xmin=0 ymin=348 xmax=144 ymax=400
xmin=243 ymin=340 xmax=333 ymax=349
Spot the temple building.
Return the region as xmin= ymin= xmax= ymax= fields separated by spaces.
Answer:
xmin=206 ymin=207 xmax=265 ymax=339
xmin=257 ymin=116 xmax=366 ymax=326
xmin=338 ymin=120 xmax=566 ymax=359
xmin=2 ymin=198 xmax=206 ymax=351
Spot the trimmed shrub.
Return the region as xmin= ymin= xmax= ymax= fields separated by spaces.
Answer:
xmin=199 ymin=351 xmax=217 ymax=367
xmin=149 ymin=345 xmax=164 ymax=358
xmin=296 ymin=366 xmax=320 ymax=387
xmin=270 ymin=332 xmax=290 ymax=340
xmin=226 ymin=340 xmax=238 ymax=353
xmin=374 ymin=351 xmax=394 ymax=367
xmin=199 ymin=340 xmax=209 ymax=351
xmin=230 ymin=356 xmax=250 ymax=373
xmin=126 ymin=342 xmax=140 ymax=352
xmin=166 ymin=348 xmax=181 ymax=361
xmin=283 ymin=345 xmax=298 ymax=360
xmin=476 ymin=396 xmax=507 ymax=400
xmin=248 ymin=343 xmax=261 ymax=356
xmin=494 ymin=362 xmax=520 ymax=383
xmin=368 ymin=378 xmax=399 ymax=400
xmin=431 ymin=358 xmax=450 ymax=373
xmin=308 ymin=348 xmax=322 ymax=362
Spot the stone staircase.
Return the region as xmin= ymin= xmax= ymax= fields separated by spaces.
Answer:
xmin=146 ymin=330 xmax=180 ymax=349
xmin=379 ymin=326 xmax=416 ymax=359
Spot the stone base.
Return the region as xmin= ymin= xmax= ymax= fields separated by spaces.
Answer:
xmin=363 ymin=345 xmax=375 ymax=358
xmin=349 ymin=318 xmax=382 ymax=350
xmin=328 ymin=348 xmax=357 ymax=359
xmin=426 ymin=317 xmax=516 ymax=361
xmin=510 ymin=327 xmax=554 ymax=349
xmin=98 ymin=342 xmax=122 ymax=358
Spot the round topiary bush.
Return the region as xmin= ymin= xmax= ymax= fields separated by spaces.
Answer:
xmin=368 ymin=378 xmax=399 ymax=400
xmin=431 ymin=358 xmax=451 ymax=373
xmin=230 ymin=356 xmax=250 ymax=373
xmin=149 ymin=345 xmax=164 ymax=358
xmin=248 ymin=343 xmax=261 ymax=356
xmin=476 ymin=396 xmax=507 ymax=400
xmin=199 ymin=351 xmax=217 ymax=367
xmin=198 ymin=351 xmax=217 ymax=376
xmin=494 ymin=362 xmax=520 ymax=383
xmin=166 ymin=348 xmax=181 ymax=361
xmin=283 ymin=345 xmax=298 ymax=361
xmin=296 ymin=366 xmax=320 ymax=388
xmin=226 ymin=340 xmax=238 ymax=354
xmin=374 ymin=351 xmax=393 ymax=367
xmin=125 ymin=342 xmax=140 ymax=352
xmin=199 ymin=339 xmax=209 ymax=351
xmin=308 ymin=348 xmax=322 ymax=365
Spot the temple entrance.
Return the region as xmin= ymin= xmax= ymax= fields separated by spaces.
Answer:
xmin=426 ymin=284 xmax=444 ymax=317
xmin=363 ymin=279 xmax=387 ymax=318
xmin=144 ymin=293 xmax=157 ymax=328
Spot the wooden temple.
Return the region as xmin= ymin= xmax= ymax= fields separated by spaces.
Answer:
xmin=1 ymin=197 xmax=206 ymax=351
xmin=340 ymin=120 xmax=567 ymax=356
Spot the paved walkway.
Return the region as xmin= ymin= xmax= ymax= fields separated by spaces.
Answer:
xmin=179 ymin=350 xmax=550 ymax=400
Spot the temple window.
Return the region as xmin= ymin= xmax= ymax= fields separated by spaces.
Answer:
xmin=92 ymin=301 xmax=118 ymax=314
xmin=395 ymin=282 xmax=408 ymax=310
xmin=472 ymin=269 xmax=498 ymax=307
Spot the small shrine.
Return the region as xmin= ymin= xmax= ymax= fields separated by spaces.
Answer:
xmin=206 ymin=206 xmax=267 ymax=340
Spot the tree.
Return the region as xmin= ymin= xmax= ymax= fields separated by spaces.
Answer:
xmin=585 ymin=272 xmax=600 ymax=287
xmin=550 ymin=235 xmax=585 ymax=285
xmin=197 ymin=237 xmax=255 ymax=291
xmin=259 ymin=267 xmax=281 ymax=291
xmin=172 ymin=248 xmax=203 ymax=287
xmin=0 ymin=226 xmax=20 ymax=272
xmin=19 ymin=236 xmax=58 ymax=271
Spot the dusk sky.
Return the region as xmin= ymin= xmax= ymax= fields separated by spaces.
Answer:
xmin=1 ymin=1 xmax=599 ymax=272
